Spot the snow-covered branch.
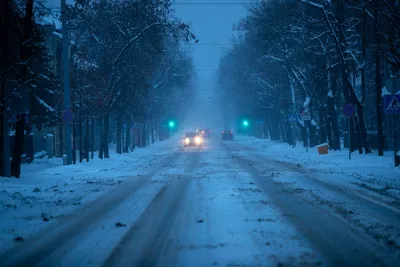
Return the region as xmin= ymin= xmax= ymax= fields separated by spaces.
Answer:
xmin=33 ymin=95 xmax=56 ymax=112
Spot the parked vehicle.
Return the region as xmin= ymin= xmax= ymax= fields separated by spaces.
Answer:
xmin=221 ymin=130 xmax=233 ymax=140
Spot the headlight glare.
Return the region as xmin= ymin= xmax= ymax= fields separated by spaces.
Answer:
xmin=194 ymin=136 xmax=202 ymax=144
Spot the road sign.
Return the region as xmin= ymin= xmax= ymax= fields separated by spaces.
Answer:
xmin=300 ymin=107 xmax=311 ymax=121
xmin=342 ymin=103 xmax=356 ymax=117
xmin=384 ymin=94 xmax=400 ymax=114
xmin=61 ymin=110 xmax=74 ymax=123
xmin=288 ymin=114 xmax=297 ymax=123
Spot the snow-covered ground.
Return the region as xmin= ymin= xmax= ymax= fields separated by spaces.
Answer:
xmin=229 ymin=136 xmax=400 ymax=202
xmin=0 ymin=139 xmax=325 ymax=266
xmin=1 ymin=135 xmax=399 ymax=266
xmin=223 ymin=136 xmax=400 ymax=259
xmin=0 ymin=141 xmax=178 ymax=254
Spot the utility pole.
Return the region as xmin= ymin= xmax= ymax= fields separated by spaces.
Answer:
xmin=61 ymin=0 xmax=72 ymax=164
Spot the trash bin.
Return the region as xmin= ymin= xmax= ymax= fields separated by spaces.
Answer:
xmin=63 ymin=154 xmax=68 ymax=165
xmin=317 ymin=143 xmax=329 ymax=155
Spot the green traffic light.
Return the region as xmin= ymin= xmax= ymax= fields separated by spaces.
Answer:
xmin=243 ymin=120 xmax=249 ymax=127
xmin=168 ymin=121 xmax=175 ymax=128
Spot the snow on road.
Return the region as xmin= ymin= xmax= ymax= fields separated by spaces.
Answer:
xmin=1 ymin=135 xmax=399 ymax=266
xmin=0 ymin=138 xmax=324 ymax=267
xmin=223 ymin=136 xmax=400 ymax=261
xmin=33 ymin=153 xmax=193 ymax=267
xmin=165 ymin=146 xmax=321 ymax=267
xmin=0 ymin=140 xmax=179 ymax=254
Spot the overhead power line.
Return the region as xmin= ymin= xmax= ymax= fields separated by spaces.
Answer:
xmin=172 ymin=2 xmax=254 ymax=4
xmin=34 ymin=1 xmax=259 ymax=10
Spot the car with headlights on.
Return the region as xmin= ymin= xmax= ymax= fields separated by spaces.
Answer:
xmin=198 ymin=128 xmax=211 ymax=138
xmin=183 ymin=132 xmax=203 ymax=147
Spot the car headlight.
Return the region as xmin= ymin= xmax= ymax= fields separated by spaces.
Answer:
xmin=194 ymin=136 xmax=202 ymax=144
xmin=184 ymin=137 xmax=190 ymax=144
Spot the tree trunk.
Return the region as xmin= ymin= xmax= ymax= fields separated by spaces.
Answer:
xmin=283 ymin=121 xmax=289 ymax=143
xmin=270 ymin=111 xmax=281 ymax=141
xmin=330 ymin=66 xmax=341 ymax=150
xmin=374 ymin=0 xmax=384 ymax=156
xmin=103 ymin=115 xmax=110 ymax=158
xmin=144 ymin=123 xmax=148 ymax=146
xmin=336 ymin=0 xmax=370 ymax=153
xmin=11 ymin=0 xmax=34 ymax=178
xmin=59 ymin=114 xmax=63 ymax=156
xmin=318 ymin=107 xmax=327 ymax=144
xmin=266 ymin=116 xmax=273 ymax=140
xmin=361 ymin=1 xmax=367 ymax=107
xmin=11 ymin=116 xmax=25 ymax=178
xmin=124 ymin=121 xmax=130 ymax=153
xmin=151 ymin=121 xmax=155 ymax=144
xmin=358 ymin=2 xmax=371 ymax=154
xmin=72 ymin=119 xmax=76 ymax=164
xmin=348 ymin=116 xmax=358 ymax=152
xmin=0 ymin=0 xmax=10 ymax=177
xmin=264 ymin=117 xmax=268 ymax=139
xmin=116 ymin=114 xmax=122 ymax=154
xmin=286 ymin=121 xmax=294 ymax=146
xmin=332 ymin=111 xmax=341 ymax=150
xmin=356 ymin=104 xmax=371 ymax=153
xmin=354 ymin=115 xmax=363 ymax=154
xmin=0 ymin=112 xmax=4 ymax=177
xmin=121 ymin=121 xmax=124 ymax=153
xmin=0 ymin=81 xmax=7 ymax=177
xmin=309 ymin=122 xmax=317 ymax=147
xmin=85 ymin=107 xmax=89 ymax=162
xmin=144 ymin=122 xmax=151 ymax=146
xmin=25 ymin=125 xmax=33 ymax=163
xmin=154 ymin=121 xmax=159 ymax=142
xmin=131 ymin=124 xmax=136 ymax=151
xmin=91 ymin=118 xmax=94 ymax=159
xmin=325 ymin=112 xmax=333 ymax=148
xmin=85 ymin=123 xmax=89 ymax=162
xmin=79 ymin=96 xmax=83 ymax=163
xmin=99 ymin=118 xmax=103 ymax=159
xmin=301 ymin=123 xmax=307 ymax=147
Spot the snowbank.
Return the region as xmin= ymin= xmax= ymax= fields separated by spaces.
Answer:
xmin=230 ymin=136 xmax=400 ymax=200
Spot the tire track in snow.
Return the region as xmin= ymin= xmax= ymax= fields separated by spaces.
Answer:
xmin=0 ymin=151 xmax=184 ymax=267
xmin=224 ymin=142 xmax=400 ymax=243
xmin=101 ymin=150 xmax=202 ymax=267
xmin=223 ymin=142 xmax=400 ymax=267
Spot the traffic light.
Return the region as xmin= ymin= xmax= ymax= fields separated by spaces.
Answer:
xmin=242 ymin=120 xmax=249 ymax=127
xmin=168 ymin=120 xmax=175 ymax=128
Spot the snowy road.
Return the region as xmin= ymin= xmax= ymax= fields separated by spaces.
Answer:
xmin=1 ymin=137 xmax=400 ymax=267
